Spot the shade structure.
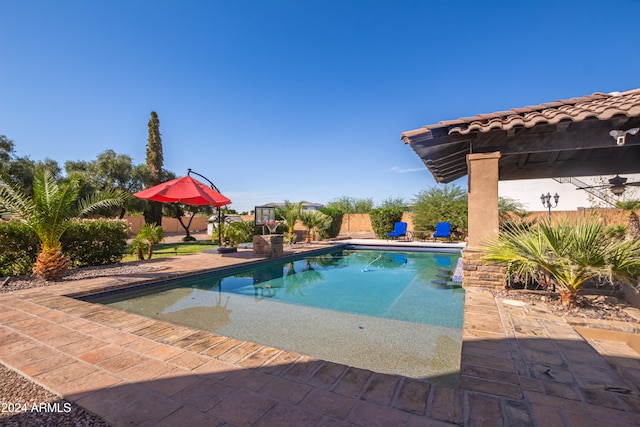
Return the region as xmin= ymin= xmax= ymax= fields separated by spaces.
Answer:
xmin=134 ymin=174 xmax=231 ymax=207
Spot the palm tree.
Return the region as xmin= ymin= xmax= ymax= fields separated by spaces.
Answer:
xmin=616 ymin=199 xmax=640 ymax=241
xmin=277 ymin=201 xmax=303 ymax=243
xmin=480 ymin=217 xmax=640 ymax=308
xmin=137 ymin=223 xmax=164 ymax=259
xmin=0 ymin=169 xmax=129 ymax=280
xmin=299 ymin=210 xmax=332 ymax=243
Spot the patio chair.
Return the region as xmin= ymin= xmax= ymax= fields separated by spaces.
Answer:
xmin=432 ymin=222 xmax=451 ymax=242
xmin=387 ymin=221 xmax=409 ymax=241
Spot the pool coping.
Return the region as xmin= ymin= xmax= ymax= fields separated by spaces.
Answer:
xmin=1 ymin=241 xmax=639 ymax=426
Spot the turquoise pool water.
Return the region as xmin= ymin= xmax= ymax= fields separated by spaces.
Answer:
xmin=85 ymin=248 xmax=465 ymax=382
xmin=92 ymin=249 xmax=463 ymax=328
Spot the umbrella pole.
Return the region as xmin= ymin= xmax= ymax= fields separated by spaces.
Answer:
xmin=217 ymin=207 xmax=222 ymax=246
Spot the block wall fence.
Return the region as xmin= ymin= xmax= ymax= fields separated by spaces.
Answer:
xmin=123 ymin=210 xmax=633 ymax=236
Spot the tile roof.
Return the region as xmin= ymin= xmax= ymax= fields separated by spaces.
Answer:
xmin=401 ymin=88 xmax=640 ymax=183
xmin=402 ymin=88 xmax=640 ymax=139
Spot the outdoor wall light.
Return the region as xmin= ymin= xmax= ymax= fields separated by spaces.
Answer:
xmin=540 ymin=192 xmax=559 ymax=221
xmin=610 ymin=184 xmax=626 ymax=196
xmin=610 ymin=128 xmax=639 ymax=146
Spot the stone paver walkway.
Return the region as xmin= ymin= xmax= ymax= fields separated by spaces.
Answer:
xmin=1 ymin=246 xmax=639 ymax=426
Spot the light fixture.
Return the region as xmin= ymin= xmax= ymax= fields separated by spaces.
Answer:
xmin=610 ymin=128 xmax=640 ymax=146
xmin=610 ymin=184 xmax=626 ymax=196
xmin=540 ymin=192 xmax=559 ymax=221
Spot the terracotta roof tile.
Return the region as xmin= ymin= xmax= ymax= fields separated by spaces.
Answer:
xmin=402 ymin=89 xmax=640 ymax=139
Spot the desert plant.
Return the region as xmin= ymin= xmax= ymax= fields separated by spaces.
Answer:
xmin=224 ymin=221 xmax=254 ymax=246
xmin=129 ymin=236 xmax=149 ymax=261
xmin=136 ymin=223 xmax=164 ymax=259
xmin=277 ymin=201 xmax=303 ymax=243
xmin=480 ymin=217 xmax=640 ymax=308
xmin=616 ymin=199 xmax=640 ymax=240
xmin=299 ymin=210 xmax=332 ymax=243
xmin=0 ymin=169 xmax=129 ymax=280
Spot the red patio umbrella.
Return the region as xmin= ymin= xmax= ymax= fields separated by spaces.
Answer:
xmin=134 ymin=171 xmax=231 ymax=207
xmin=134 ymin=169 xmax=231 ymax=244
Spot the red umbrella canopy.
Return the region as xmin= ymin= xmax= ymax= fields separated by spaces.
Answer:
xmin=134 ymin=175 xmax=231 ymax=207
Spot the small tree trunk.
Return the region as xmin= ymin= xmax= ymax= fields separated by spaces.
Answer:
xmin=33 ymin=244 xmax=69 ymax=281
xmin=178 ymin=215 xmax=195 ymax=240
xmin=627 ymin=211 xmax=640 ymax=241
xmin=560 ymin=290 xmax=577 ymax=308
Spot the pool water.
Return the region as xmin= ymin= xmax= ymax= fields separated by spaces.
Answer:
xmin=86 ymin=248 xmax=465 ymax=383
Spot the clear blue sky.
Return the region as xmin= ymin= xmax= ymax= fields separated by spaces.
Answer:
xmin=2 ymin=1 xmax=639 ymax=213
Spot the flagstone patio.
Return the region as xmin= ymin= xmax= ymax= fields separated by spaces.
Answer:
xmin=1 ymin=243 xmax=639 ymax=426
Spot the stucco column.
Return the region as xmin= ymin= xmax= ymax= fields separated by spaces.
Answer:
xmin=462 ymin=152 xmax=504 ymax=288
xmin=466 ymin=152 xmax=501 ymax=248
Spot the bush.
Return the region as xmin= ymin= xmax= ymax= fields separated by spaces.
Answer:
xmin=0 ymin=220 xmax=39 ymax=276
xmin=369 ymin=207 xmax=403 ymax=239
xmin=412 ymin=185 xmax=468 ymax=236
xmin=225 ymin=221 xmax=255 ymax=246
xmin=319 ymin=206 xmax=344 ymax=239
xmin=61 ymin=219 xmax=130 ymax=267
xmin=604 ymin=224 xmax=627 ymax=240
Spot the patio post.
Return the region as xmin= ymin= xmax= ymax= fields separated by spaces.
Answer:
xmin=462 ymin=151 xmax=504 ymax=288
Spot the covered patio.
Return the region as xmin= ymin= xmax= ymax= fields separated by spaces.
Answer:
xmin=401 ymin=88 xmax=640 ymax=287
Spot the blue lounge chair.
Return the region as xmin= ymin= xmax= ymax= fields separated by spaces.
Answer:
xmin=387 ymin=221 xmax=409 ymax=241
xmin=432 ymin=222 xmax=451 ymax=242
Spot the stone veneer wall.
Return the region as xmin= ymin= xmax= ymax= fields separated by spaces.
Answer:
xmin=252 ymin=235 xmax=284 ymax=258
xmin=462 ymin=248 xmax=507 ymax=289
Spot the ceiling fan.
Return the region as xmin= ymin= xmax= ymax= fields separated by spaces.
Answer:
xmin=576 ymin=175 xmax=640 ymax=196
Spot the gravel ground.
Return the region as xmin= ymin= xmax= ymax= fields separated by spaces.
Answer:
xmin=1 ymin=264 xmax=162 ymax=294
xmin=493 ymin=288 xmax=640 ymax=324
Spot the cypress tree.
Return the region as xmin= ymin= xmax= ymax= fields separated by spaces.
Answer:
xmin=143 ymin=111 xmax=164 ymax=226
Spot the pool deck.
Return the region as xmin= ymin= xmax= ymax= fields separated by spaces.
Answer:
xmin=1 ymin=239 xmax=640 ymax=426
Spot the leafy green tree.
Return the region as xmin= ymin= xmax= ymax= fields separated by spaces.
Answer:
xmin=616 ymin=199 xmax=640 ymax=241
xmin=325 ymin=196 xmax=373 ymax=213
xmin=480 ymin=217 xmax=640 ymax=308
xmin=65 ymin=149 xmax=146 ymax=218
xmin=0 ymin=169 xmax=129 ymax=280
xmin=143 ymin=111 xmax=164 ymax=226
xmin=412 ymin=184 xmax=468 ymax=234
xmin=0 ymin=135 xmax=15 ymax=166
xmin=498 ymin=196 xmax=528 ymax=220
xmin=378 ymin=197 xmax=408 ymax=211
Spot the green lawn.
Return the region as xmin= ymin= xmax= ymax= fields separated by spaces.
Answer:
xmin=122 ymin=241 xmax=219 ymax=262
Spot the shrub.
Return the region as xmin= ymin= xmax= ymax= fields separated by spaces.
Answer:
xmin=319 ymin=206 xmax=344 ymax=239
xmin=412 ymin=185 xmax=468 ymax=236
xmin=369 ymin=207 xmax=403 ymax=239
xmin=225 ymin=221 xmax=254 ymax=246
xmin=604 ymin=224 xmax=627 ymax=240
xmin=61 ymin=219 xmax=130 ymax=267
xmin=0 ymin=220 xmax=39 ymax=276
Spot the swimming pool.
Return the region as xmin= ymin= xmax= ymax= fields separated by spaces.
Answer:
xmin=84 ymin=247 xmax=464 ymax=384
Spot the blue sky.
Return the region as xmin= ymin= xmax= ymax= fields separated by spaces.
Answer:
xmin=2 ymin=1 xmax=639 ymax=213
